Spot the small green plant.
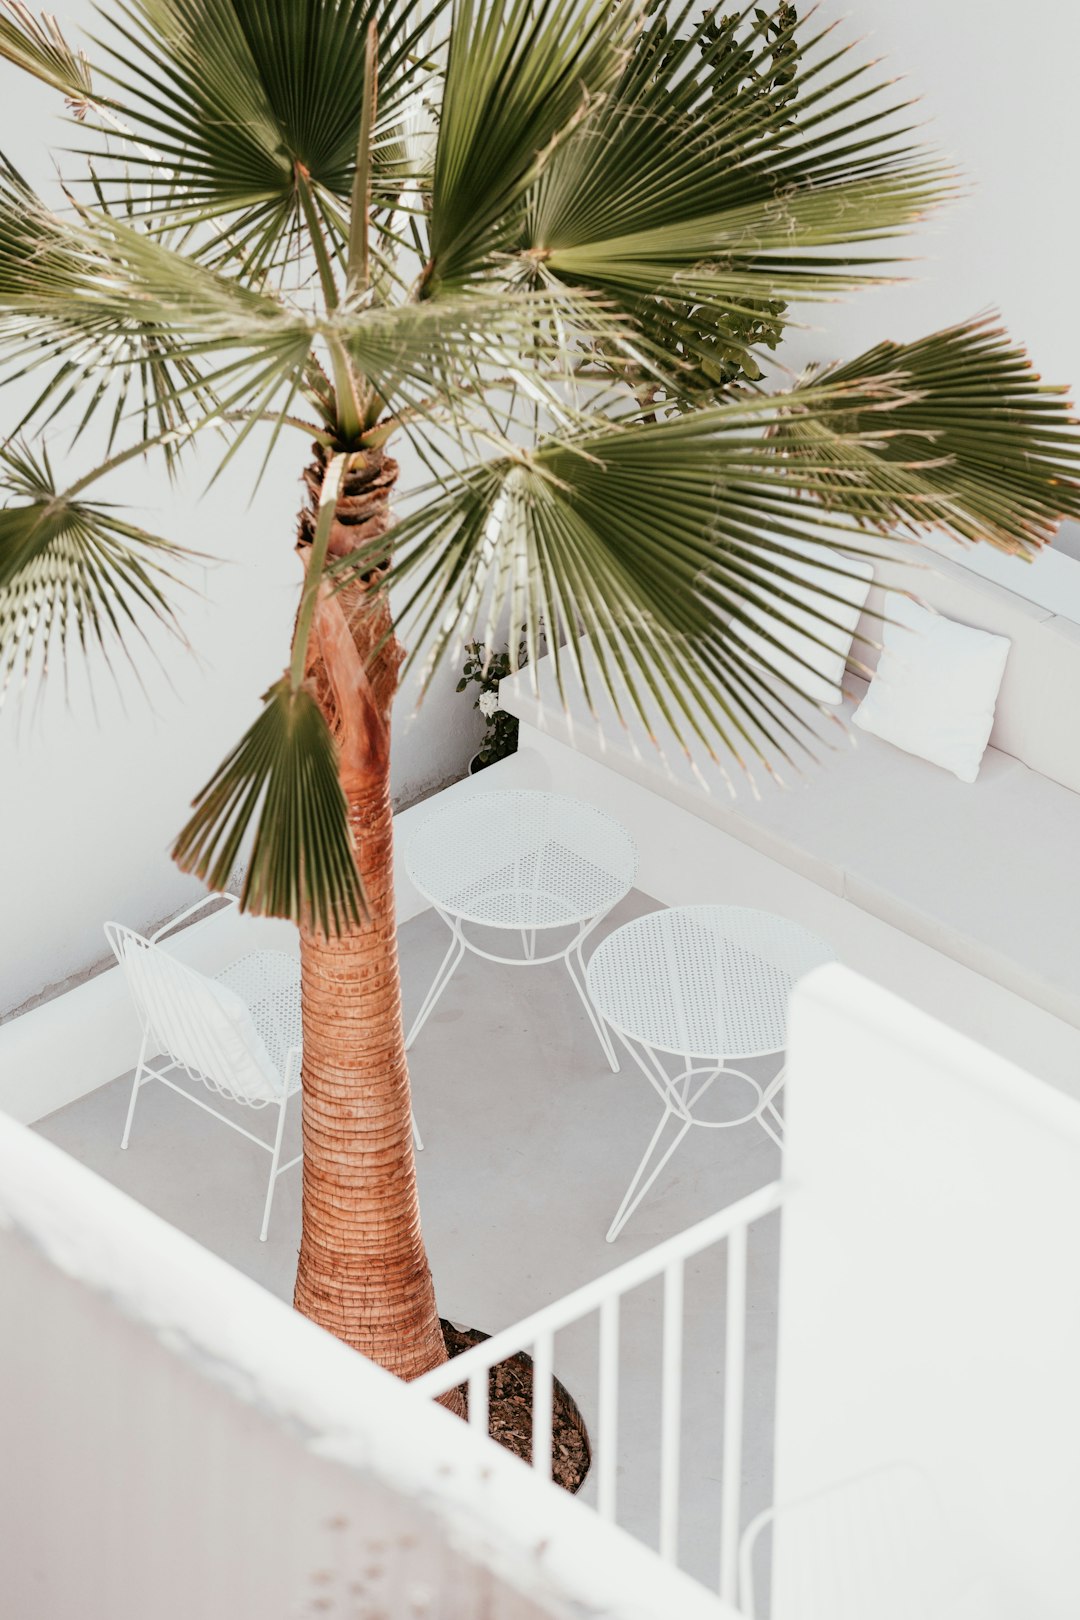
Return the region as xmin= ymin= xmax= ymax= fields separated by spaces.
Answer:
xmin=457 ymin=629 xmax=529 ymax=771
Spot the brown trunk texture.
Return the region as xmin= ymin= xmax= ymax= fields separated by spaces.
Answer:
xmin=291 ymin=447 xmax=456 ymax=1395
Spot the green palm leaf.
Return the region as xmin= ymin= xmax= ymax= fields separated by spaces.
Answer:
xmin=776 ymin=315 xmax=1080 ymax=549
xmin=80 ymin=0 xmax=446 ymax=250
xmin=0 ymin=162 xmax=314 ymax=433
xmin=332 ymin=405 xmax=880 ymax=765
xmin=173 ymin=676 xmax=366 ymax=936
xmin=336 ymin=322 xmax=1080 ymax=763
xmin=524 ymin=6 xmax=957 ymax=318
xmin=423 ymin=0 xmax=632 ymax=292
xmin=0 ymin=439 xmax=190 ymax=697
xmin=0 ymin=2 xmax=94 ymax=102
xmin=333 ymin=285 xmax=629 ymax=426
xmin=0 ymin=1 xmax=93 ymax=103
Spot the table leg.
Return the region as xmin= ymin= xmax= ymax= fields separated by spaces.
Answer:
xmin=405 ymin=915 xmax=466 ymax=1051
xmin=756 ymin=1063 xmax=786 ymax=1147
xmin=566 ymin=915 xmax=620 ymax=1072
xmin=604 ymin=1034 xmax=702 ymax=1241
xmin=606 ymin=1105 xmax=694 ymax=1243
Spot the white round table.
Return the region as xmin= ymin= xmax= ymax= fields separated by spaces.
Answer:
xmin=586 ymin=905 xmax=835 ymax=1240
xmin=404 ymin=789 xmax=637 ymax=1073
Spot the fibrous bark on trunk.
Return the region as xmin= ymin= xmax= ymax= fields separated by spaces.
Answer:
xmin=291 ymin=447 xmax=456 ymax=1396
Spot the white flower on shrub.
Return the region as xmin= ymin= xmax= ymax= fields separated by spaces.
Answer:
xmin=478 ymin=690 xmax=499 ymax=718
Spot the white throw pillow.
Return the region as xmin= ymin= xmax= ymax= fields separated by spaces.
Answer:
xmin=730 ymin=538 xmax=874 ymax=705
xmin=852 ymin=595 xmax=1011 ymax=783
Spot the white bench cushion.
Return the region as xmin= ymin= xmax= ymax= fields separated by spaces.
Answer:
xmin=729 ymin=685 xmax=1080 ymax=1028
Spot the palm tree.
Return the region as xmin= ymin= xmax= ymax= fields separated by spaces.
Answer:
xmin=1 ymin=0 xmax=1077 ymax=1398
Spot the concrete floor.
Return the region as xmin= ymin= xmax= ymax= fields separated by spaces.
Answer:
xmin=35 ymin=889 xmax=783 ymax=1594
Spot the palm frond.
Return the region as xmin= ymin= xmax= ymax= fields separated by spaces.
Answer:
xmin=173 ymin=676 xmax=366 ymax=936
xmin=334 ymin=338 xmax=1080 ymax=765
xmin=424 ymin=0 xmax=633 ymax=292
xmin=521 ymin=6 xmax=956 ymax=317
xmin=0 ymin=438 xmax=190 ymax=698
xmin=776 ymin=315 xmax=1080 ymax=550
xmin=0 ymin=2 xmax=94 ymax=103
xmin=335 ymin=285 xmax=632 ymax=428
xmin=0 ymin=162 xmax=314 ymax=436
xmin=79 ymin=0 xmax=447 ymax=245
xmin=330 ymin=398 xmax=885 ymax=767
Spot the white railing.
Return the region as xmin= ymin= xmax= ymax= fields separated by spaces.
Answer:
xmin=414 ymin=1178 xmax=784 ymax=1607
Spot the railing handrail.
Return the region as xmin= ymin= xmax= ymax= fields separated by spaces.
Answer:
xmin=415 ymin=1179 xmax=784 ymax=1397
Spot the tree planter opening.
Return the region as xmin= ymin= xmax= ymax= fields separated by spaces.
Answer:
xmin=442 ymin=1321 xmax=591 ymax=1493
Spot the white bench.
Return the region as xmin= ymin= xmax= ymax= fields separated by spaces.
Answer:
xmin=499 ymin=546 xmax=1080 ymax=1033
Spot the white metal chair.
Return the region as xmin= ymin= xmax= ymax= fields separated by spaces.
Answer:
xmin=739 ymin=1464 xmax=1001 ymax=1620
xmin=105 ymin=896 xmax=302 ymax=1242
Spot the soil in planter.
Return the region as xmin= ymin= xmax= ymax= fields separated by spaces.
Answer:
xmin=441 ymin=1320 xmax=591 ymax=1494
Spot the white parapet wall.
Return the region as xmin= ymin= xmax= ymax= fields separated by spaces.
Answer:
xmin=0 ymin=752 xmax=542 ymax=1125
xmin=8 ymin=727 xmax=1080 ymax=1130
xmin=0 ymin=1107 xmax=733 ymax=1620
xmin=772 ymin=964 xmax=1080 ymax=1618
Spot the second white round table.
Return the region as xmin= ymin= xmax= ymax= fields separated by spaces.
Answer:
xmin=404 ymin=789 xmax=637 ymax=1078
xmin=586 ymin=904 xmax=835 ymax=1240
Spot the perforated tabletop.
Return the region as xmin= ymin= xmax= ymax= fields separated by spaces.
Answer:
xmin=586 ymin=905 xmax=835 ymax=1060
xmin=404 ymin=789 xmax=637 ymax=930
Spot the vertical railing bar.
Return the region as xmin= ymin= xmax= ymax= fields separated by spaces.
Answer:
xmin=468 ymin=1367 xmax=489 ymax=1438
xmin=532 ymin=1331 xmax=554 ymax=1481
xmin=597 ymin=1294 xmax=620 ymax=1522
xmin=658 ymin=1258 xmax=684 ymax=1563
xmin=719 ymin=1223 xmax=748 ymax=1605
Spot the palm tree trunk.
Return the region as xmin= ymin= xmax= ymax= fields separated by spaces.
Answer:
xmin=291 ymin=447 xmax=455 ymax=1395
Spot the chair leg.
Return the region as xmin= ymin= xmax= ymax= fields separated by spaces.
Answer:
xmin=412 ymin=1111 xmax=424 ymax=1152
xmin=120 ymin=1035 xmax=150 ymax=1150
xmin=260 ymin=1092 xmax=290 ymax=1243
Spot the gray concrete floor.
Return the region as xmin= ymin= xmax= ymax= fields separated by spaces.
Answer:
xmin=35 ymin=890 xmax=782 ymax=1594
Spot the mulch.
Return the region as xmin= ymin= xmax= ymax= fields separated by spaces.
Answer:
xmin=441 ymin=1320 xmax=591 ymax=1494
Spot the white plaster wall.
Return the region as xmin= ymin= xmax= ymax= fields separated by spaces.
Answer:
xmin=0 ymin=18 xmax=484 ymax=1015
xmin=785 ymin=0 xmax=1080 ymax=611
xmin=785 ymin=0 xmax=1080 ymax=382
xmin=773 ymin=966 xmax=1080 ymax=1618
xmin=2 ymin=1 xmax=1078 ymax=1014
xmin=0 ymin=1110 xmax=733 ymax=1620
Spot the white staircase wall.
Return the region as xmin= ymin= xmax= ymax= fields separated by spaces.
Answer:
xmin=773 ymin=965 xmax=1080 ymax=1617
xmin=0 ymin=1110 xmax=732 ymax=1620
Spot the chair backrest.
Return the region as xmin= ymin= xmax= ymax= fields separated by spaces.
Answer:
xmin=742 ymin=1464 xmax=1001 ymax=1620
xmin=105 ymin=923 xmax=283 ymax=1106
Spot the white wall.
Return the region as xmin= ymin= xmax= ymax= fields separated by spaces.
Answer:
xmin=773 ymin=965 xmax=1080 ymax=1618
xmin=0 ymin=17 xmax=484 ymax=1015
xmin=0 ymin=1109 xmax=733 ymax=1620
xmin=785 ymin=0 xmax=1080 ymax=389
xmin=785 ymin=1 xmax=1080 ymax=610
xmin=3 ymin=1 xmax=1078 ymax=1015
